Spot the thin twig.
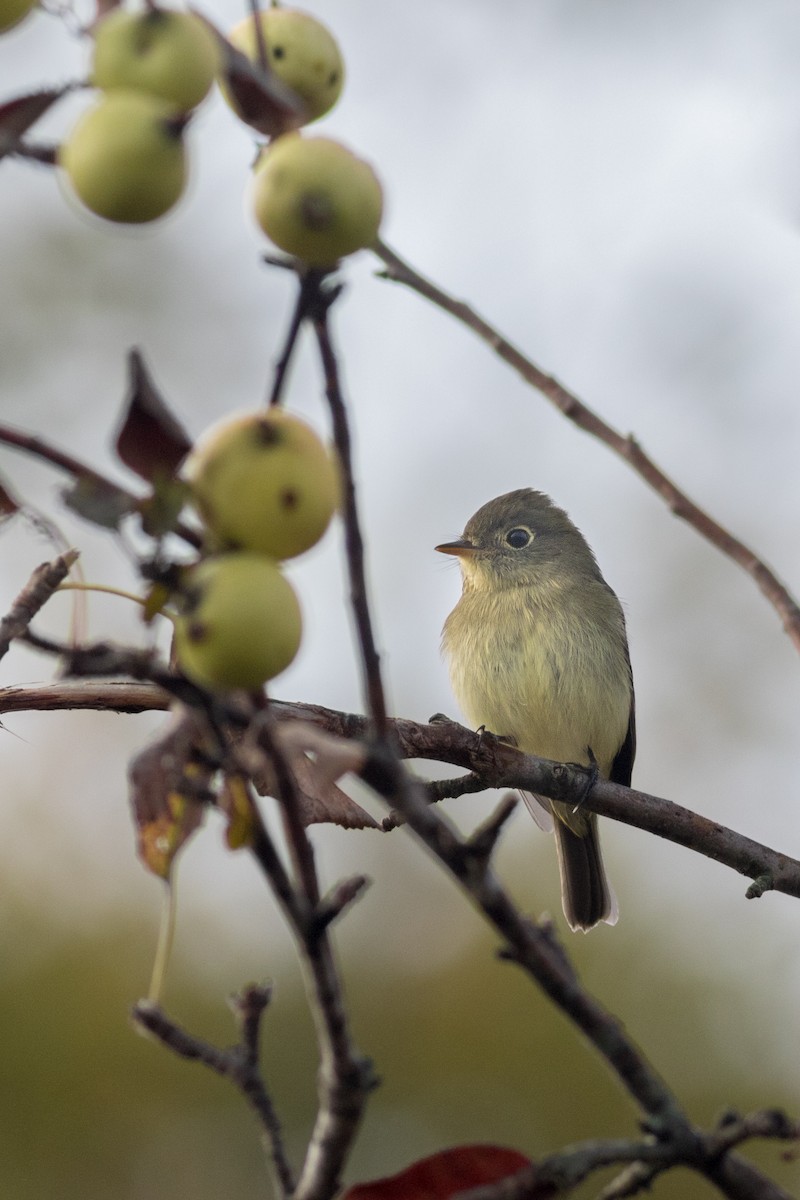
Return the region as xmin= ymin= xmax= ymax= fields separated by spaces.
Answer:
xmin=257 ymin=709 xmax=321 ymax=906
xmin=0 ymin=550 xmax=79 ymax=661
xmin=356 ymin=750 xmax=800 ymax=1199
xmin=459 ymin=1109 xmax=799 ymax=1200
xmin=267 ymin=269 xmax=318 ymax=406
xmin=243 ymin=711 xmax=375 ymax=1200
xmin=309 ymin=281 xmax=390 ymax=735
xmin=132 ymin=995 xmax=296 ymax=1197
xmin=361 ymin=743 xmax=695 ymax=1137
xmin=373 ymin=239 xmax=800 ymax=654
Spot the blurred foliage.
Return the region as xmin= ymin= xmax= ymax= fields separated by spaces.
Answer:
xmin=0 ymin=882 xmax=796 ymax=1199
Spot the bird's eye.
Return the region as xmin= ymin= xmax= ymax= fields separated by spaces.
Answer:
xmin=505 ymin=527 xmax=532 ymax=548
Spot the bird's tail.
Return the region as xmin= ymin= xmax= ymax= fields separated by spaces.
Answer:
xmin=553 ymin=814 xmax=618 ymax=932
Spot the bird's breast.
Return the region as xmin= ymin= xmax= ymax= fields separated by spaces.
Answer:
xmin=442 ymin=581 xmax=631 ymax=776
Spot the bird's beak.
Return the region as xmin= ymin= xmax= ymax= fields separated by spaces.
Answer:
xmin=435 ymin=537 xmax=477 ymax=557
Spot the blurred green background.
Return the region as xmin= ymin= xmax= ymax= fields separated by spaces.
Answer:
xmin=2 ymin=0 xmax=800 ymax=1196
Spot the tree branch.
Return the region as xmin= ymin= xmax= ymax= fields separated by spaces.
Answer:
xmin=373 ymin=240 xmax=800 ymax=655
xmin=1 ymin=682 xmax=797 ymax=903
xmin=458 ymin=1109 xmax=799 ymax=1200
xmin=243 ymin=718 xmax=377 ymax=1200
xmin=0 ymin=550 xmax=79 ymax=661
xmin=310 ymin=281 xmax=390 ymax=736
xmin=132 ymin=987 xmax=296 ymax=1197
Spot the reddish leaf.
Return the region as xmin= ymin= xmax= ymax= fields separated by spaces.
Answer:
xmin=343 ymin=1146 xmax=534 ymax=1200
xmin=0 ymin=478 xmax=20 ymax=519
xmin=0 ymin=89 xmax=67 ymax=159
xmin=191 ymin=9 xmax=308 ymax=136
xmin=115 ymin=349 xmax=192 ymax=482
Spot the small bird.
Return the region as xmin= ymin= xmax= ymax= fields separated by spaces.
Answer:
xmin=437 ymin=488 xmax=635 ymax=931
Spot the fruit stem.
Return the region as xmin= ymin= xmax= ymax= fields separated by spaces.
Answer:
xmin=57 ymin=582 xmax=147 ymax=605
xmin=148 ymin=880 xmax=178 ymax=1004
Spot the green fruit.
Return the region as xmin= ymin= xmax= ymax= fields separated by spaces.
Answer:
xmin=0 ymin=0 xmax=35 ymax=33
xmin=185 ymin=409 xmax=339 ymax=561
xmin=91 ymin=8 xmax=220 ymax=111
xmin=227 ymin=6 xmax=343 ymax=122
xmin=59 ymin=91 xmax=187 ymax=224
xmin=252 ymin=134 xmax=383 ymax=267
xmin=174 ymin=553 xmax=302 ymax=691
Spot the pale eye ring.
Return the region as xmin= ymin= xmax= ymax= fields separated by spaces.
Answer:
xmin=505 ymin=526 xmax=532 ymax=548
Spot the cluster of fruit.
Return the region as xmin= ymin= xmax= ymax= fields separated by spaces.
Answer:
xmin=5 ymin=0 xmax=385 ymax=265
xmin=172 ymin=408 xmax=340 ymax=692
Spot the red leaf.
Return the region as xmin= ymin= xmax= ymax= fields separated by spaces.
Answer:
xmin=115 ymin=349 xmax=192 ymax=482
xmin=342 ymin=1146 xmax=533 ymax=1200
xmin=0 ymin=478 xmax=20 ymax=519
xmin=0 ymin=88 xmax=68 ymax=160
xmin=191 ymin=9 xmax=308 ymax=136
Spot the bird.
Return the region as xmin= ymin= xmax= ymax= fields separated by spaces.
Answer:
xmin=437 ymin=488 xmax=635 ymax=931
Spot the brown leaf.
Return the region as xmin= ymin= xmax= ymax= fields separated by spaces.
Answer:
xmin=115 ymin=349 xmax=193 ymax=483
xmin=191 ymin=9 xmax=308 ymax=136
xmin=128 ymin=713 xmax=212 ymax=878
xmin=342 ymin=1146 xmax=534 ymax=1200
xmin=245 ymin=720 xmax=378 ymax=830
xmin=0 ymin=89 xmax=67 ymax=160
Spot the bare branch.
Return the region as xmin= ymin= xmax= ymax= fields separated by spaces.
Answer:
xmin=309 ymin=282 xmax=390 ymax=736
xmin=244 ymin=713 xmax=376 ymax=1200
xmin=0 ymin=679 xmax=172 ymax=715
xmin=458 ymin=1109 xmax=799 ymax=1200
xmin=132 ymin=993 xmax=296 ymax=1197
xmin=373 ymin=240 xmax=800 ymax=655
xmin=278 ymin=703 xmax=800 ymax=904
xmin=0 ymin=550 xmax=79 ymax=661
xmin=358 ymin=741 xmax=696 ymax=1140
xmin=267 ymin=268 xmax=318 ymax=406
xmin=1 ymin=682 xmax=797 ymax=904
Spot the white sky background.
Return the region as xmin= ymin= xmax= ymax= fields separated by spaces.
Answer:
xmin=1 ymin=0 xmax=800 ymax=1079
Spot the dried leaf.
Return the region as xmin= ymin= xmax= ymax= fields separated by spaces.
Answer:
xmin=278 ymin=722 xmax=368 ymax=787
xmin=192 ymin=10 xmax=308 ymax=136
xmin=219 ymin=773 xmax=257 ymax=849
xmin=62 ymin=475 xmax=136 ymax=530
xmin=128 ymin=714 xmax=212 ymax=878
xmin=291 ymin=753 xmax=377 ymax=829
xmin=115 ymin=349 xmax=192 ymax=483
xmin=245 ymin=719 xmax=377 ymax=830
xmin=0 ymin=89 xmax=67 ymax=160
xmin=342 ymin=1146 xmax=533 ymax=1200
